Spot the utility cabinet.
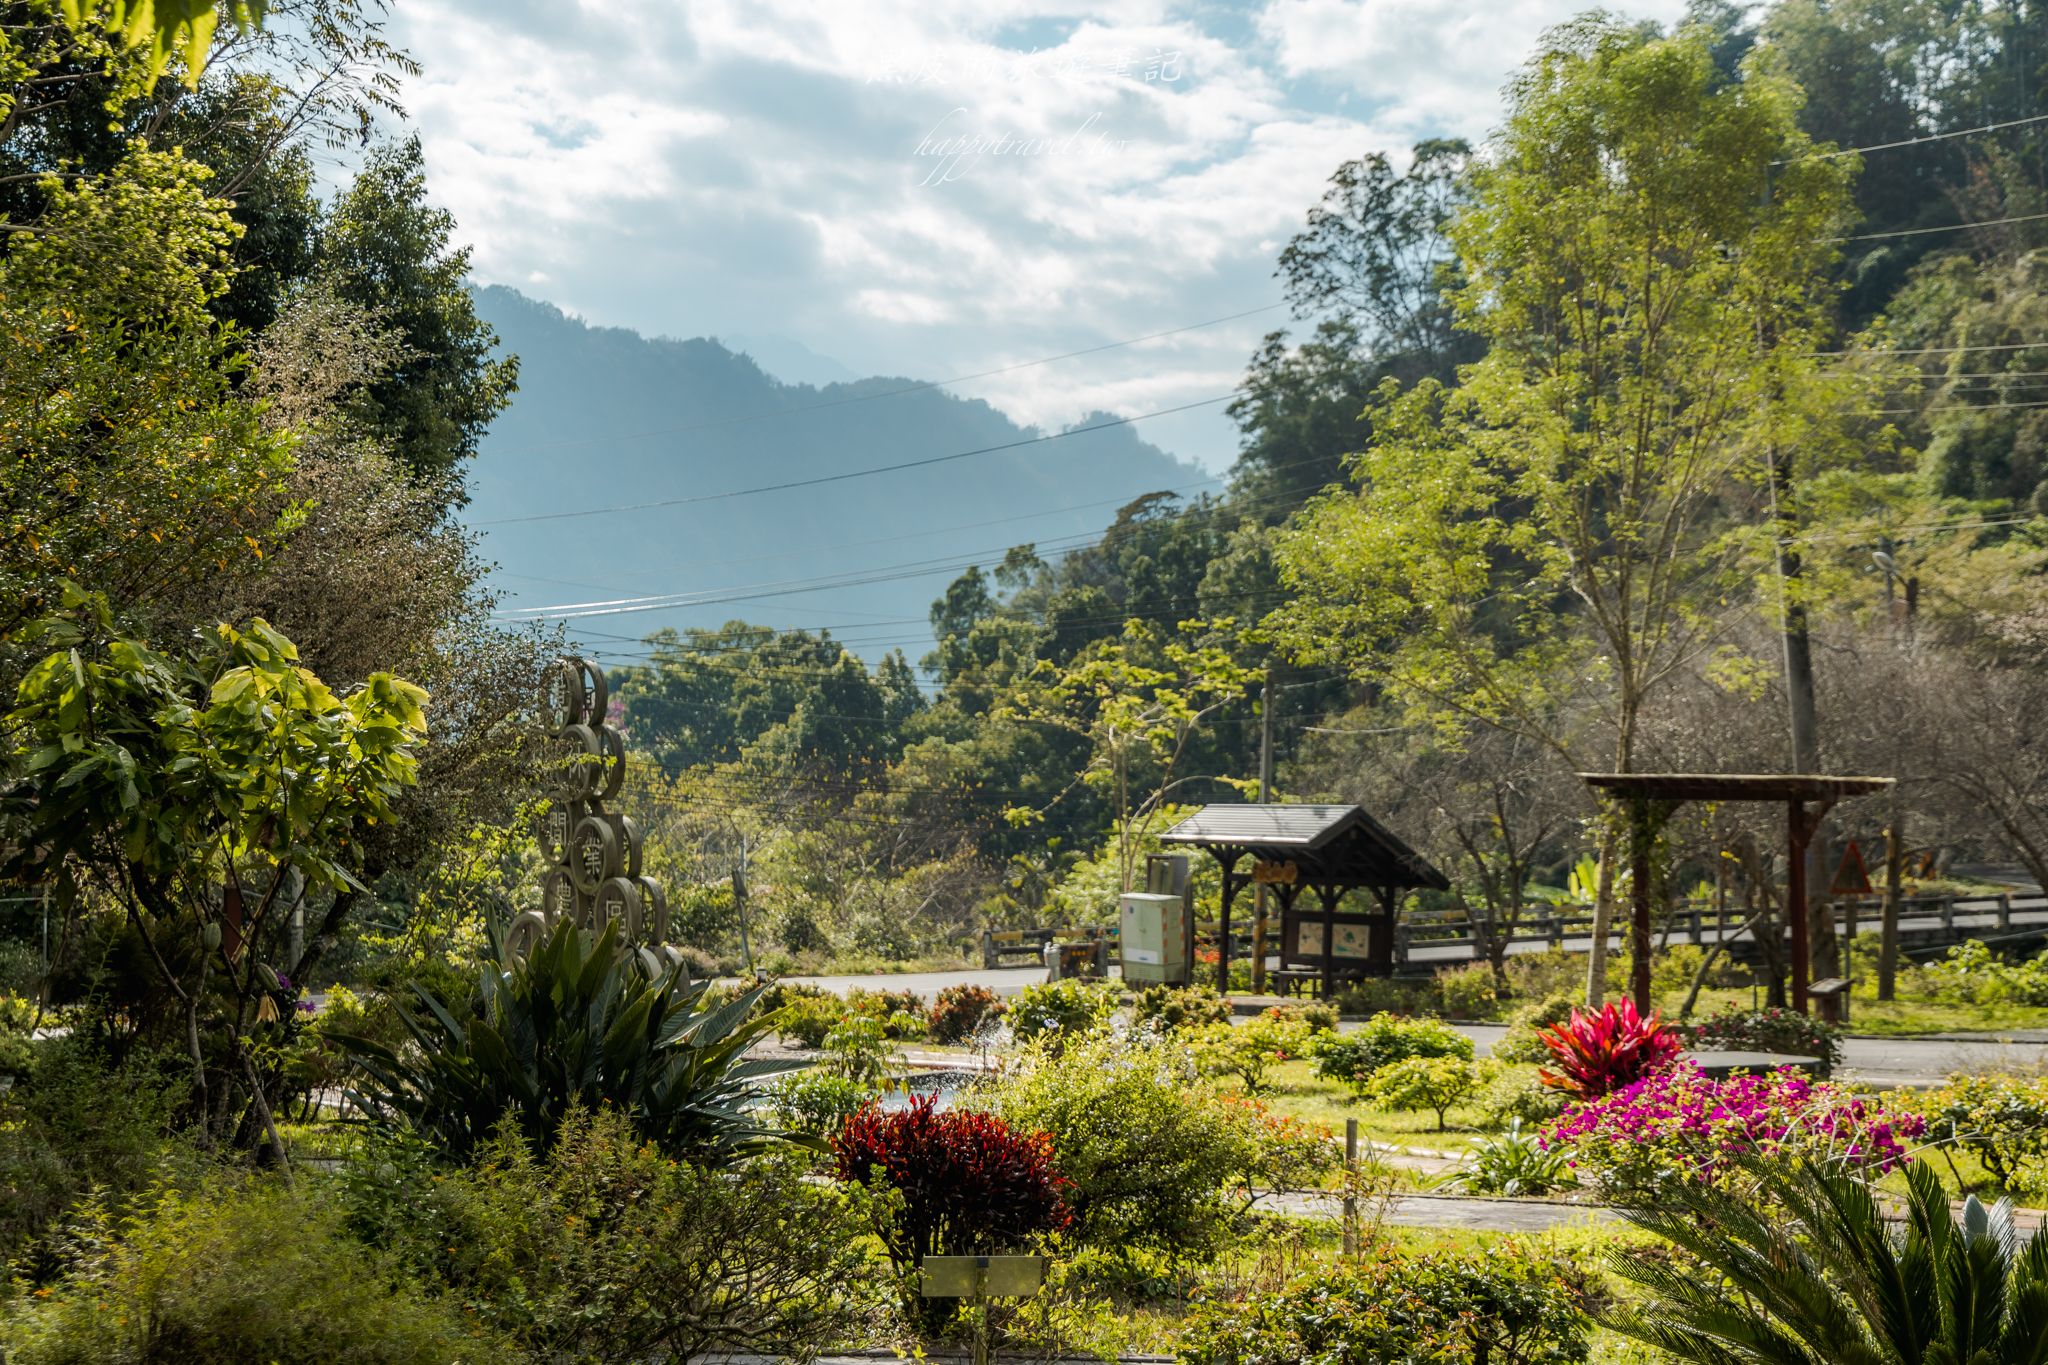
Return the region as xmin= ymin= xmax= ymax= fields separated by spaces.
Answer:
xmin=1120 ymin=855 xmax=1196 ymax=985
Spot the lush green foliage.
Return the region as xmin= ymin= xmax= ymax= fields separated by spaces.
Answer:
xmin=927 ymin=983 xmax=1004 ymax=1043
xmin=1915 ymin=1072 xmax=2048 ymax=1197
xmin=1134 ymin=982 xmax=1233 ymax=1031
xmin=1 ymin=1176 xmax=505 ymax=1364
xmin=766 ymin=1070 xmax=873 ymax=1138
xmin=1358 ymin=1054 xmax=1480 ymax=1131
xmin=1188 ymin=1012 xmax=1310 ymax=1094
xmin=1923 ymin=941 xmax=2048 ymax=1008
xmin=1687 ymin=1005 xmax=1843 ymax=1074
xmin=1310 ymin=1012 xmax=1473 ymax=1093
xmin=1446 ymin=1119 xmax=1578 ymax=1195
xmin=974 ymin=1032 xmax=1255 ymax=1260
xmin=1608 ymin=1155 xmax=2048 ymax=1365
xmin=1006 ymin=977 xmax=1116 ymax=1047
xmin=341 ymin=1107 xmax=876 ymax=1363
xmin=339 ymin=918 xmax=793 ymax=1162
xmin=1182 ymin=1242 xmax=1591 ymax=1365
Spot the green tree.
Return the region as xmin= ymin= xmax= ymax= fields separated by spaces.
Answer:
xmin=0 ymin=588 xmax=427 ymax=1157
xmin=316 ymin=135 xmax=517 ymax=482
xmin=1274 ymin=21 xmax=1855 ymax=999
xmin=1002 ymin=619 xmax=1254 ymax=892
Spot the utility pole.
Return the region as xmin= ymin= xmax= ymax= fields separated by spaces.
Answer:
xmin=1251 ymin=667 xmax=1275 ymax=994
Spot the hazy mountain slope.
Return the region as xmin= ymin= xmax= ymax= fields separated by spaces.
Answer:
xmin=462 ymin=287 xmax=1205 ymax=664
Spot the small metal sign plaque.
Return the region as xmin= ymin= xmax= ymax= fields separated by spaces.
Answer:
xmin=921 ymin=1254 xmax=1046 ymax=1298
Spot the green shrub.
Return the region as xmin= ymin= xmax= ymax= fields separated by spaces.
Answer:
xmin=1923 ymin=941 xmax=2048 ymax=1007
xmin=1476 ymin=1064 xmax=1568 ymax=1130
xmin=0 ymin=988 xmax=35 ymax=1077
xmin=1494 ymin=994 xmax=1577 ymax=1064
xmin=973 ymin=1033 xmax=1254 ymax=1261
xmin=1134 ymin=983 xmax=1233 ymax=1031
xmin=1433 ymin=961 xmax=1504 ymax=1019
xmin=1685 ymin=1005 xmax=1842 ymax=1075
xmin=1310 ymin=1012 xmax=1473 ymax=1092
xmin=1330 ymin=976 xmax=1432 ymax=1017
xmin=1502 ymin=949 xmax=1587 ymax=1001
xmin=1181 ymin=1242 xmax=1591 ymax=1365
xmin=1188 ymin=1013 xmax=1309 ymax=1095
xmin=1444 ymin=1119 xmax=1578 ymax=1196
xmin=928 ymin=984 xmax=1004 ymax=1044
xmin=1007 ymin=978 xmax=1116 ymax=1048
xmin=766 ymin=1070 xmax=873 ymax=1138
xmin=1914 ymin=1072 xmax=2048 ymax=1196
xmin=343 ymin=1107 xmax=876 ymax=1362
xmin=2 ymin=1177 xmax=505 ymax=1364
xmin=846 ymin=988 xmax=929 ymax=1040
xmin=0 ymin=1036 xmax=189 ymax=1265
xmin=1358 ymin=1055 xmax=1479 ymax=1131
xmin=822 ymin=1015 xmax=894 ymax=1084
xmin=338 ymin=918 xmax=794 ymax=1164
xmin=777 ymin=993 xmax=849 ymax=1048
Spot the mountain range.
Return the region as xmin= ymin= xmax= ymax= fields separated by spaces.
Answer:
xmin=461 ymin=286 xmax=1206 ymax=669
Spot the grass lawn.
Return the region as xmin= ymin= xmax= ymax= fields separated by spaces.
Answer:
xmin=1224 ymin=1057 xmax=1505 ymax=1157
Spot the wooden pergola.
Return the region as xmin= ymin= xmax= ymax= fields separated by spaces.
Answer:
xmin=1579 ymin=773 xmax=1895 ymax=1015
xmin=1159 ymin=804 xmax=1449 ymax=997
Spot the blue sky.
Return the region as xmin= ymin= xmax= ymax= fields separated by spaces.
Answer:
xmin=390 ymin=0 xmax=1686 ymax=472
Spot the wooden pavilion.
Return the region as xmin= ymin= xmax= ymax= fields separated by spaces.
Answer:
xmin=1579 ymin=773 xmax=1894 ymax=1015
xmin=1159 ymin=804 xmax=1449 ymax=997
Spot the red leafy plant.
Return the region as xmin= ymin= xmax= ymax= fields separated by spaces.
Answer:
xmin=1537 ymin=999 xmax=1681 ymax=1099
xmin=832 ymin=1095 xmax=1072 ymax=1326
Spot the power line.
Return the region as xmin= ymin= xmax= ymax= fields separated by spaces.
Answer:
xmin=478 ymin=392 xmax=1243 ymax=527
xmin=1818 ymin=340 xmax=2048 ymax=357
xmin=1827 ymin=210 xmax=2048 ymax=243
xmin=1779 ymin=111 xmax=2048 ymax=163
xmin=482 ymin=303 xmax=1286 ymax=457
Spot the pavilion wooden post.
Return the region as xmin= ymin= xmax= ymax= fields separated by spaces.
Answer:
xmin=1371 ymin=885 xmax=1397 ymax=977
xmin=1213 ymin=849 xmax=1244 ymax=994
xmin=1319 ymin=884 xmax=1341 ymax=1000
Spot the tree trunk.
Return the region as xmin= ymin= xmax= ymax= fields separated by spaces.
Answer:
xmin=1584 ymin=827 xmax=1617 ymax=1008
xmin=1880 ymin=802 xmax=1903 ymax=1001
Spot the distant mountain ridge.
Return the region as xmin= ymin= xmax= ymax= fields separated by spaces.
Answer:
xmin=462 ymin=286 xmax=1205 ymax=664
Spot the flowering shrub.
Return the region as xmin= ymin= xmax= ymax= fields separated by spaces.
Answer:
xmin=1537 ymin=1000 xmax=1681 ymax=1098
xmin=832 ymin=1095 xmax=1071 ymax=1322
xmin=927 ymin=984 xmax=1003 ymax=1044
xmin=1686 ymin=1006 xmax=1842 ymax=1075
xmin=1181 ymin=1241 xmax=1592 ymax=1365
xmin=1542 ymin=1062 xmax=1924 ymax=1195
xmin=1311 ymin=1012 xmax=1472 ymax=1093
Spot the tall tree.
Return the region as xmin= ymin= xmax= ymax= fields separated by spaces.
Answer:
xmin=316 ymin=135 xmax=517 ymax=483
xmin=1272 ymin=20 xmax=1856 ymax=1001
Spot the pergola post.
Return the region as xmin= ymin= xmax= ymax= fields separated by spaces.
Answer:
xmin=1785 ymin=799 xmax=1835 ymax=1015
xmin=1629 ymin=799 xmax=1654 ymax=1012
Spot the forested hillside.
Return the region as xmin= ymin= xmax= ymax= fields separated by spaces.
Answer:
xmin=466 ymin=286 xmax=1201 ymax=652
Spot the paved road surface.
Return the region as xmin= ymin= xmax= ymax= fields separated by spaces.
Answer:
xmin=786 ymin=967 xmax=2048 ymax=1085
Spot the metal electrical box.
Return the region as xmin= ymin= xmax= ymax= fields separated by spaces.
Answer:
xmin=1120 ymin=891 xmax=1190 ymax=984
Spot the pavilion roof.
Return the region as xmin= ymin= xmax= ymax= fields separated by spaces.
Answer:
xmin=1159 ymin=803 xmax=1449 ymax=891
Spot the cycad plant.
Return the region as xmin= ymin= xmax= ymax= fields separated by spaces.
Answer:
xmin=1607 ymin=1155 xmax=2048 ymax=1365
xmin=339 ymin=918 xmax=798 ymax=1163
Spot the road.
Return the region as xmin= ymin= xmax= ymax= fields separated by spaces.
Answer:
xmin=784 ymin=965 xmax=2048 ymax=1086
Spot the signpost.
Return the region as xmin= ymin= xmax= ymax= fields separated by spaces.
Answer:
xmin=921 ymin=1255 xmax=1046 ymax=1365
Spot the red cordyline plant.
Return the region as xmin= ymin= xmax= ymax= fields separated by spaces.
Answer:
xmin=832 ymin=1095 xmax=1072 ymax=1323
xmin=1537 ymin=999 xmax=1682 ymax=1099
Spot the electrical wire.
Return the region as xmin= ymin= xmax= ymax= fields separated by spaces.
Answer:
xmin=1826 ymin=210 xmax=2048 ymax=243
xmin=481 ymin=303 xmax=1287 ymax=458
xmin=478 ymin=393 xmax=1244 ymax=527
xmin=1778 ymin=111 xmax=2048 ymax=163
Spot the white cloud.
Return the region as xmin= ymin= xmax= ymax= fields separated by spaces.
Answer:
xmin=383 ymin=0 xmax=1681 ymax=470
